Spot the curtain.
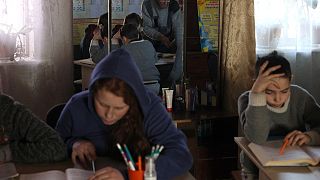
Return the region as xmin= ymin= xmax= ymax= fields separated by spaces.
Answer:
xmin=0 ymin=0 xmax=73 ymax=119
xmin=255 ymin=0 xmax=320 ymax=102
xmin=220 ymin=0 xmax=256 ymax=113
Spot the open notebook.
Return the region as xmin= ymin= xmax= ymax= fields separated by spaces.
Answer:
xmin=248 ymin=140 xmax=320 ymax=166
xmin=19 ymin=168 xmax=94 ymax=180
xmin=0 ymin=163 xmax=19 ymax=179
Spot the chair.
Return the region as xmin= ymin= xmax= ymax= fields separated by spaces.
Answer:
xmin=46 ymin=103 xmax=66 ymax=129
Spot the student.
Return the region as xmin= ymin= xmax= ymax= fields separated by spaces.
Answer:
xmin=238 ymin=51 xmax=320 ymax=179
xmin=0 ymin=93 xmax=67 ymax=163
xmin=123 ymin=13 xmax=145 ymax=40
xmin=79 ymin=24 xmax=97 ymax=59
xmin=55 ymin=49 xmax=193 ymax=180
xmin=120 ymin=23 xmax=160 ymax=95
xmin=89 ymin=13 xmax=121 ymax=63
xmin=141 ymin=0 xmax=183 ymax=84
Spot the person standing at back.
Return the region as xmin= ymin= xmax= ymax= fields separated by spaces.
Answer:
xmin=141 ymin=0 xmax=183 ymax=85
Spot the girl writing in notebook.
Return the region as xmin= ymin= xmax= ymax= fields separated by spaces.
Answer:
xmin=238 ymin=51 xmax=320 ymax=179
xmin=56 ymin=49 xmax=192 ymax=180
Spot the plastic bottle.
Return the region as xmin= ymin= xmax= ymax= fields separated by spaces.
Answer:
xmin=144 ymin=156 xmax=157 ymax=180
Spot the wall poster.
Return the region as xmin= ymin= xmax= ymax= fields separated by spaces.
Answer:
xmin=197 ymin=0 xmax=220 ymax=52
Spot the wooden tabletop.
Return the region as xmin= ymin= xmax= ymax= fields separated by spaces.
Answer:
xmin=234 ymin=137 xmax=319 ymax=180
xmin=15 ymin=158 xmax=195 ymax=180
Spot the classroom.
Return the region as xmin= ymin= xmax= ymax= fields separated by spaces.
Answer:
xmin=1 ymin=0 xmax=320 ymax=180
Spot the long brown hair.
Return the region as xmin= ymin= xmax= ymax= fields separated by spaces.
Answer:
xmin=92 ymin=77 xmax=150 ymax=157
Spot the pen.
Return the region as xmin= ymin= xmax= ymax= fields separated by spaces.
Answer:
xmin=91 ymin=160 xmax=95 ymax=173
xmin=279 ymin=139 xmax=289 ymax=155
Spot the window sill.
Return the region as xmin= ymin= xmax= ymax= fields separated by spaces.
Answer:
xmin=0 ymin=57 xmax=41 ymax=65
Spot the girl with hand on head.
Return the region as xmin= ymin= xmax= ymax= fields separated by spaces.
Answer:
xmin=238 ymin=51 xmax=320 ymax=179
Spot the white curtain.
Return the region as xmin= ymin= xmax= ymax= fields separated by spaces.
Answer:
xmin=255 ymin=0 xmax=320 ymax=102
xmin=0 ymin=0 xmax=73 ymax=119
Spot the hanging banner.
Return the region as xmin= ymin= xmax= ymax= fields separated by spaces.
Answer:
xmin=197 ymin=0 xmax=220 ymax=52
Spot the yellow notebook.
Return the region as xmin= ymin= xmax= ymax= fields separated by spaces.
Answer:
xmin=248 ymin=140 xmax=320 ymax=166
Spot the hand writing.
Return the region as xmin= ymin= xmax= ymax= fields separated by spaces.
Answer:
xmin=89 ymin=166 xmax=124 ymax=180
xmin=285 ymin=130 xmax=311 ymax=146
xmin=72 ymin=140 xmax=96 ymax=169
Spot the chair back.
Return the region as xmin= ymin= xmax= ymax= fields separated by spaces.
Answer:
xmin=46 ymin=103 xmax=66 ymax=129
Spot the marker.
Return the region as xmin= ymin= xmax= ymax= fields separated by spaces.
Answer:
xmin=137 ymin=155 xmax=142 ymax=171
xmin=116 ymin=143 xmax=129 ymax=165
xmin=124 ymin=144 xmax=136 ymax=171
xmin=279 ymin=139 xmax=289 ymax=155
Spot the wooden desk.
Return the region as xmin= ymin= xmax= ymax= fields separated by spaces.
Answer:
xmin=74 ymin=57 xmax=174 ymax=90
xmin=15 ymin=158 xmax=195 ymax=180
xmin=234 ymin=137 xmax=318 ymax=180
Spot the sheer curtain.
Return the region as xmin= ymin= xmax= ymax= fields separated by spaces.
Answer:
xmin=0 ymin=0 xmax=73 ymax=119
xmin=255 ymin=0 xmax=320 ymax=102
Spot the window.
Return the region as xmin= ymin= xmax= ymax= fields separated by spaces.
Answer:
xmin=254 ymin=0 xmax=320 ymax=53
xmin=0 ymin=0 xmax=33 ymax=60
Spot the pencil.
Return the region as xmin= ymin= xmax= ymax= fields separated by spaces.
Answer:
xmin=91 ymin=160 xmax=95 ymax=173
xmin=279 ymin=139 xmax=289 ymax=155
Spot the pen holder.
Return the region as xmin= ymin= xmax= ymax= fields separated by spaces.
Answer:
xmin=128 ymin=169 xmax=144 ymax=180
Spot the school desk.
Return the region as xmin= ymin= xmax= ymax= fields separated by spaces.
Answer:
xmin=15 ymin=157 xmax=195 ymax=180
xmin=234 ymin=137 xmax=319 ymax=180
xmin=73 ymin=56 xmax=175 ymax=91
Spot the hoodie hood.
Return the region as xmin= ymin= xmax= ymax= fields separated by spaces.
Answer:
xmin=88 ymin=48 xmax=151 ymax=116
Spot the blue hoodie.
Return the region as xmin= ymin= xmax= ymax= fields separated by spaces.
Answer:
xmin=56 ymin=49 xmax=193 ymax=179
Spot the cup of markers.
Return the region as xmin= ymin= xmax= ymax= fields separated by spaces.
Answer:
xmin=116 ymin=143 xmax=164 ymax=180
xmin=128 ymin=156 xmax=144 ymax=180
xmin=116 ymin=143 xmax=144 ymax=180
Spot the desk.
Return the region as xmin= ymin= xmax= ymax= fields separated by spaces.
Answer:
xmin=74 ymin=57 xmax=175 ymax=90
xmin=234 ymin=137 xmax=319 ymax=180
xmin=15 ymin=158 xmax=195 ymax=180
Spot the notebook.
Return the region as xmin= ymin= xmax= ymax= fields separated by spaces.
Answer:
xmin=248 ymin=140 xmax=320 ymax=166
xmin=19 ymin=168 xmax=93 ymax=180
xmin=0 ymin=163 xmax=19 ymax=179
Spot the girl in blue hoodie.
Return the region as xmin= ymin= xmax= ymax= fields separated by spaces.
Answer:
xmin=56 ymin=48 xmax=192 ymax=180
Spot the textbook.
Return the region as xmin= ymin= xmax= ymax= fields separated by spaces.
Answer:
xmin=19 ymin=168 xmax=94 ymax=180
xmin=0 ymin=162 xmax=19 ymax=179
xmin=248 ymin=140 xmax=320 ymax=166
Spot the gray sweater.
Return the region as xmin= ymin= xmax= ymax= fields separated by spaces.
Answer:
xmin=89 ymin=40 xmax=119 ymax=64
xmin=238 ymin=85 xmax=320 ymax=145
xmin=0 ymin=94 xmax=67 ymax=163
xmin=121 ymin=40 xmax=160 ymax=82
xmin=142 ymin=0 xmax=183 ymax=82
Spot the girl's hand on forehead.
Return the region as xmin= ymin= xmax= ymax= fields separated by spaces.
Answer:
xmin=251 ymin=61 xmax=285 ymax=93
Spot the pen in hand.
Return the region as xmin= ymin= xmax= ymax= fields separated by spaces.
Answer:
xmin=91 ymin=160 xmax=95 ymax=173
xmin=279 ymin=139 xmax=289 ymax=155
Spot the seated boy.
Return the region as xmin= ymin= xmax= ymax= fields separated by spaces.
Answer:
xmin=0 ymin=93 xmax=67 ymax=163
xmin=238 ymin=51 xmax=320 ymax=179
